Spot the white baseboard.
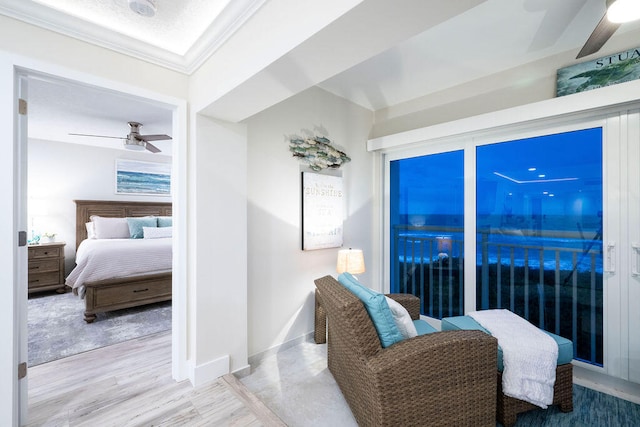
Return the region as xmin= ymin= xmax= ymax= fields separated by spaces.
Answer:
xmin=232 ymin=364 xmax=251 ymax=377
xmin=190 ymin=354 xmax=230 ymax=387
xmin=241 ymin=331 xmax=315 ymax=377
xmin=574 ymin=365 xmax=640 ymax=404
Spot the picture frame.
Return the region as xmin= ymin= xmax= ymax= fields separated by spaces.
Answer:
xmin=115 ymin=159 xmax=171 ymax=196
xmin=301 ymin=171 xmax=344 ymax=250
xmin=557 ymin=46 xmax=640 ymax=97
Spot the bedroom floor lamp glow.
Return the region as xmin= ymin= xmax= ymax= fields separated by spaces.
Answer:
xmin=336 ymin=248 xmax=365 ymax=275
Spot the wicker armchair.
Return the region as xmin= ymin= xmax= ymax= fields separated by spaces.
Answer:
xmin=314 ymin=275 xmax=498 ymax=427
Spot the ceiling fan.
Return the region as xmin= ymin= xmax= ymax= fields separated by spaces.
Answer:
xmin=69 ymin=121 xmax=171 ymax=153
xmin=576 ymin=0 xmax=640 ymax=59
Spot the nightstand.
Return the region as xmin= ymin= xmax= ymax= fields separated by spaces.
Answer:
xmin=28 ymin=242 xmax=66 ymax=294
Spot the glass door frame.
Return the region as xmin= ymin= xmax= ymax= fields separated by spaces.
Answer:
xmin=623 ymin=109 xmax=640 ymax=383
xmin=382 ymin=113 xmax=627 ymax=379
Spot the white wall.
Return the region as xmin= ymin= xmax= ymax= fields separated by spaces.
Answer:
xmin=0 ymin=16 xmax=188 ymax=99
xmin=189 ymin=115 xmax=248 ymax=380
xmin=244 ymin=86 xmax=374 ymax=356
xmin=371 ymin=29 xmax=640 ymax=139
xmin=28 ymin=138 xmax=171 ymax=273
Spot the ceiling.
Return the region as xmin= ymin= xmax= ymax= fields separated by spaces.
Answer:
xmin=318 ymin=0 xmax=640 ymax=111
xmin=0 ymin=0 xmax=266 ymax=73
xmin=2 ymin=0 xmax=640 ymax=153
xmin=27 ymin=75 xmax=174 ymax=154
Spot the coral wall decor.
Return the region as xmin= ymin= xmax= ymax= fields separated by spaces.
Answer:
xmin=289 ymin=136 xmax=350 ymax=171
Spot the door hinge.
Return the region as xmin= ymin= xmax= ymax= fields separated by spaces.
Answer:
xmin=18 ymin=231 xmax=27 ymax=247
xmin=18 ymin=362 xmax=27 ymax=380
xmin=18 ymin=98 xmax=27 ymax=115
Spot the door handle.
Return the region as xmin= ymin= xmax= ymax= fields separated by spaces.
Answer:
xmin=606 ymin=242 xmax=616 ymax=274
xmin=632 ymin=243 xmax=640 ymax=277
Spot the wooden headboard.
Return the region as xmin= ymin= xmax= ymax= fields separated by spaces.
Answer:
xmin=75 ymin=200 xmax=172 ymax=249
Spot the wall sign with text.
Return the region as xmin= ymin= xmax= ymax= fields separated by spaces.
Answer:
xmin=557 ymin=46 xmax=640 ymax=97
xmin=301 ymin=172 xmax=343 ymax=250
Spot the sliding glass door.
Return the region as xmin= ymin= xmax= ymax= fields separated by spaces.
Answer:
xmin=475 ymin=128 xmax=603 ymax=366
xmin=390 ymin=150 xmax=465 ymax=319
xmin=626 ymin=110 xmax=640 ymax=383
xmin=388 ymin=127 xmax=604 ymax=367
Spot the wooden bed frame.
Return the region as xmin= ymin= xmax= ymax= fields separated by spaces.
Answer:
xmin=74 ymin=200 xmax=173 ymax=323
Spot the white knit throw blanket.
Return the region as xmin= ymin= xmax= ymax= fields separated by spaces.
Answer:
xmin=469 ymin=309 xmax=558 ymax=408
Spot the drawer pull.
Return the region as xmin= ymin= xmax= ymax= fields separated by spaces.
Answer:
xmin=133 ymin=288 xmax=149 ymax=293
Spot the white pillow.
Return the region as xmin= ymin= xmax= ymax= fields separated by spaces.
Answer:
xmin=143 ymin=226 xmax=172 ymax=239
xmin=90 ymin=216 xmax=130 ymax=239
xmin=385 ymin=296 xmax=418 ymax=339
xmin=85 ymin=222 xmax=96 ymax=239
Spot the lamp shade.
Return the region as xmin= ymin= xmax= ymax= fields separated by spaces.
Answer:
xmin=336 ymin=248 xmax=365 ymax=274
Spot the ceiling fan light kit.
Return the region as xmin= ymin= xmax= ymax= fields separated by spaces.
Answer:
xmin=124 ymin=139 xmax=147 ymax=151
xmin=128 ymin=0 xmax=157 ymax=18
xmin=607 ymin=0 xmax=640 ymax=23
xmin=69 ymin=121 xmax=170 ymax=153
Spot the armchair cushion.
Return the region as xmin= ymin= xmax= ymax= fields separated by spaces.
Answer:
xmin=338 ymin=273 xmax=403 ymax=347
xmin=385 ymin=296 xmax=418 ymax=339
xmin=414 ymin=319 xmax=438 ymax=335
xmin=442 ymin=315 xmax=574 ymax=371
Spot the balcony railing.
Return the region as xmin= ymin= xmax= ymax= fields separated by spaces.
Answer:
xmin=392 ymin=225 xmax=603 ymax=366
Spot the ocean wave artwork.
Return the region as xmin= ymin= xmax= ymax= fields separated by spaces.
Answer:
xmin=116 ymin=159 xmax=171 ymax=195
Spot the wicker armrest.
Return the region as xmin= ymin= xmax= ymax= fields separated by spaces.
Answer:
xmin=386 ymin=293 xmax=421 ymax=320
xmin=365 ymin=330 xmax=498 ymax=426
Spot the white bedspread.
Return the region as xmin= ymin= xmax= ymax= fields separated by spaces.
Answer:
xmin=469 ymin=309 xmax=558 ymax=408
xmin=66 ymin=238 xmax=172 ymax=298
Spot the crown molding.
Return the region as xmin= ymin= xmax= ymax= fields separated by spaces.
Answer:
xmin=0 ymin=0 xmax=267 ymax=75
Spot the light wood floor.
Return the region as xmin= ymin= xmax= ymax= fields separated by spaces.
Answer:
xmin=27 ymin=331 xmax=286 ymax=426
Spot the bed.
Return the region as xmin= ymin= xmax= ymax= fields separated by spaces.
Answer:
xmin=69 ymin=200 xmax=173 ymax=323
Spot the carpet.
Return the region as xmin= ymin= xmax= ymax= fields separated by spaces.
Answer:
xmin=28 ymin=290 xmax=171 ymax=366
xmin=241 ymin=340 xmax=640 ymax=427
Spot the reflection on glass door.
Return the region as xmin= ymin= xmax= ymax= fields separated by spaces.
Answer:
xmin=390 ymin=150 xmax=464 ymax=319
xmin=476 ymin=128 xmax=603 ymax=366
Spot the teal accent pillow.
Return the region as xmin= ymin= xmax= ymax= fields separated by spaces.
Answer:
xmin=338 ymin=272 xmax=404 ymax=348
xmin=127 ymin=217 xmax=157 ymax=239
xmin=157 ymin=216 xmax=172 ymax=227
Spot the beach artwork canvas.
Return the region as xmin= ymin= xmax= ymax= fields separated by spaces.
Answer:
xmin=115 ymin=159 xmax=171 ymax=196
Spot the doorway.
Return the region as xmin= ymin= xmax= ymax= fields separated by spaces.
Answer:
xmin=15 ymin=68 xmax=187 ymax=424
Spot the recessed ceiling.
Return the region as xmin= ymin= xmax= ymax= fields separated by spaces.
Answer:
xmin=0 ymin=0 xmax=267 ymax=73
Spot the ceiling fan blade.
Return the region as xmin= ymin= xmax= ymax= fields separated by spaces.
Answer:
xmin=137 ymin=134 xmax=172 ymax=142
xmin=69 ymin=132 xmax=125 ymax=140
xmin=145 ymin=142 xmax=162 ymax=153
xmin=576 ymin=13 xmax=620 ymax=58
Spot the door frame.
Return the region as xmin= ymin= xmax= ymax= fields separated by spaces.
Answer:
xmin=7 ymin=61 xmax=188 ymax=425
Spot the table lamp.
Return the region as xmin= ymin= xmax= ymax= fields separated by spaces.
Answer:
xmin=336 ymin=248 xmax=365 ymax=276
